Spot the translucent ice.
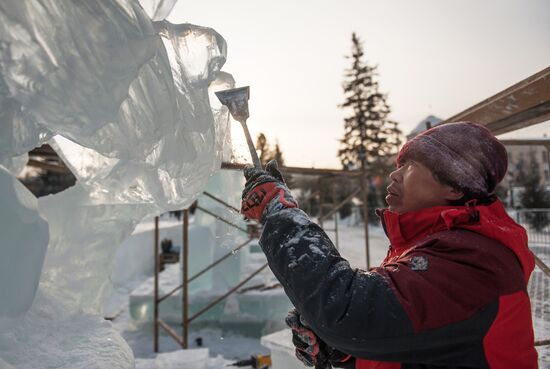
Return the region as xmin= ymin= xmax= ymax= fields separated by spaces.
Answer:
xmin=0 ymin=166 xmax=48 ymax=317
xmin=0 ymin=291 xmax=134 ymax=369
xmin=0 ymin=97 xmax=51 ymax=163
xmin=31 ymin=16 xmax=234 ymax=315
xmin=37 ymin=184 xmax=151 ymax=314
xmin=0 ymin=153 xmax=28 ymax=176
xmin=0 ymin=0 xmax=236 ymax=367
xmin=0 ymin=0 xmax=159 ymax=139
xmin=42 ymin=21 xmax=232 ymax=212
xmin=138 ymin=0 xmax=178 ymax=21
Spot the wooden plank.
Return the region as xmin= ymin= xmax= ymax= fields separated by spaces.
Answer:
xmin=443 ymin=66 xmax=550 ymax=134
xmin=27 ymin=159 xmax=70 ymax=174
xmin=499 ymin=138 xmax=550 ymax=148
xmin=222 ymin=162 xmax=362 ymax=177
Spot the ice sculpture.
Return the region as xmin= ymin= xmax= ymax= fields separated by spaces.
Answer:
xmin=0 ymin=1 xmax=156 ymax=138
xmin=35 ymin=19 xmax=232 ymax=314
xmin=0 ymin=290 xmax=134 ymax=369
xmin=0 ymin=0 xmax=236 ymax=367
xmin=0 ymin=153 xmax=28 ymax=177
xmin=0 ymin=166 xmax=48 ymax=317
xmin=138 ymin=0 xmax=178 ymax=21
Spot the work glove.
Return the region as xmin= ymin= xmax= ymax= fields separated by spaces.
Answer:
xmin=241 ymin=160 xmax=297 ymax=223
xmin=285 ymin=309 xmax=354 ymax=369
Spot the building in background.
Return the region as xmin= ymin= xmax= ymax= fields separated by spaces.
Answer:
xmin=506 ymin=143 xmax=549 ymax=184
xmin=406 ymin=115 xmax=443 ymax=140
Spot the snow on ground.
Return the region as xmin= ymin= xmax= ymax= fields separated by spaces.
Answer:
xmin=322 ymin=217 xmax=389 ymax=269
xmin=528 ymin=243 xmax=550 ymax=365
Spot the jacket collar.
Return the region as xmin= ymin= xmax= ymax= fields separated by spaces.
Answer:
xmin=376 ymin=199 xmax=535 ymax=282
xmin=376 ymin=201 xmax=480 ymax=250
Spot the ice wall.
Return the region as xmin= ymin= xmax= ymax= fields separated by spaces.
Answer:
xmin=196 ymin=170 xmax=247 ymax=290
xmin=0 ymin=166 xmax=48 ymax=317
xmin=0 ymin=0 xmax=235 ymax=367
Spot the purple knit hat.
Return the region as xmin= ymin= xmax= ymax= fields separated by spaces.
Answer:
xmin=397 ymin=122 xmax=508 ymax=197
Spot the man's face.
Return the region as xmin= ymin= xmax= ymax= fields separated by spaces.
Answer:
xmin=385 ymin=160 xmax=462 ymax=214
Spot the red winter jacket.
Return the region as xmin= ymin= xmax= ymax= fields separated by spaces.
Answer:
xmin=259 ymin=199 xmax=538 ymax=369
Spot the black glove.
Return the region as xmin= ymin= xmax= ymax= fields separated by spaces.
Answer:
xmin=285 ymin=309 xmax=354 ymax=369
xmin=241 ymin=160 xmax=297 ymax=223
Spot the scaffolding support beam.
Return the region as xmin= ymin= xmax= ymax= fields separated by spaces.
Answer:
xmin=319 ymin=187 xmax=362 ymax=222
xmin=187 ymin=263 xmax=269 ymax=323
xmin=153 ymin=216 xmax=159 ymax=352
xmin=182 ymin=209 xmax=189 ymax=348
xmin=222 ymin=162 xmax=363 ymax=177
xmin=442 ymin=66 xmax=550 ymax=135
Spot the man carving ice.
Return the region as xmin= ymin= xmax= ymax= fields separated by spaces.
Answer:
xmin=241 ymin=122 xmax=537 ymax=368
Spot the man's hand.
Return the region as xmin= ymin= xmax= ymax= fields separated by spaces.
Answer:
xmin=285 ymin=309 xmax=353 ymax=369
xmin=241 ymin=160 xmax=297 ymax=223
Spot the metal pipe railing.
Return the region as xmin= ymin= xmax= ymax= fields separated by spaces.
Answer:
xmin=153 ymin=216 xmax=160 ymax=352
xmin=332 ymin=182 xmax=339 ymax=249
xmin=534 ymin=254 xmax=550 ymax=278
xmin=188 ymin=238 xmax=253 ymax=283
xmin=182 ymin=209 xmax=189 ymax=348
xmin=188 ymin=263 xmax=269 ymax=323
xmin=196 ymin=205 xmax=249 ymax=234
xmin=157 ymin=238 xmax=254 ymax=304
xmin=158 ymin=319 xmax=184 ymax=346
xmin=319 ymin=187 xmax=362 ymax=222
xmin=203 ymin=191 xmax=241 ymax=213
xmin=154 ymin=192 xmax=257 ymax=352
xmin=153 ymin=167 xmax=372 ymax=352
xmin=360 ymin=173 xmax=371 ymax=268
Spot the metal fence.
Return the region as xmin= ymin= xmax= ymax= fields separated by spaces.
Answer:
xmin=514 ymin=209 xmax=550 ymax=245
xmin=514 ymin=208 xmax=550 ymax=362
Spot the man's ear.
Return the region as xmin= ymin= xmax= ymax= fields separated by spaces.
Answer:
xmin=445 ymin=187 xmax=464 ymax=201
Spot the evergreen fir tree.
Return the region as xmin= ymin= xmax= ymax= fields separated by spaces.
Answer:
xmin=338 ymin=33 xmax=402 ymax=175
xmin=519 ymin=152 xmax=550 ymax=231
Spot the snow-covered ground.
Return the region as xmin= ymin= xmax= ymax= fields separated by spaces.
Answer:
xmin=528 ymin=243 xmax=550 ymax=365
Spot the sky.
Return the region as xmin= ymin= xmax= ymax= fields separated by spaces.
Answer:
xmin=168 ymin=0 xmax=550 ymax=169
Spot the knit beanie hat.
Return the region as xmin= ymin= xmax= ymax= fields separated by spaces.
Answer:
xmin=396 ymin=121 xmax=508 ymax=198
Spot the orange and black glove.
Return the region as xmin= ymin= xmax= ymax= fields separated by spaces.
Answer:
xmin=241 ymin=160 xmax=297 ymax=223
xmin=285 ymin=309 xmax=354 ymax=369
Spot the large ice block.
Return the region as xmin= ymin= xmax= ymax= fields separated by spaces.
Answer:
xmin=261 ymin=329 xmax=304 ymax=369
xmin=129 ymin=233 xmax=292 ymax=333
xmin=0 ymin=166 xmax=48 ymax=317
xmin=0 ymin=291 xmax=133 ymax=369
xmin=37 ymin=184 xmax=153 ymax=314
xmin=192 ymin=170 xmax=246 ymax=289
xmin=137 ymin=0 xmax=178 ymax=21
xmin=0 ymin=0 xmax=159 ymax=138
xmin=0 ymin=153 xmax=28 ymax=177
xmin=0 ymin=97 xmax=51 ymax=161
